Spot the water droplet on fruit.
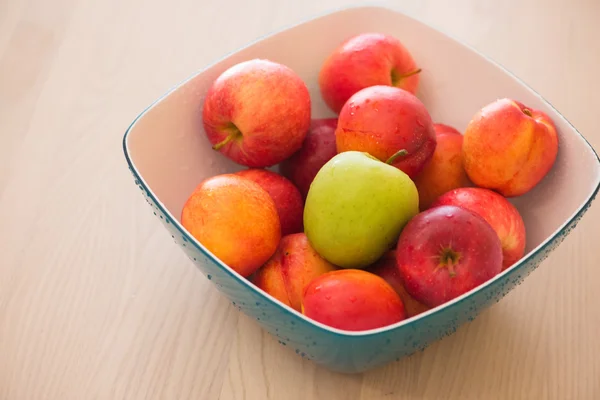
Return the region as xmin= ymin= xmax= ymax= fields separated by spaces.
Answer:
xmin=349 ymin=296 xmax=357 ymax=303
xmin=445 ymin=214 xmax=453 ymax=219
xmin=325 ymin=295 xmax=331 ymax=300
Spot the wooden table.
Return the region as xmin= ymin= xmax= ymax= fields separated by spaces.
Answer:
xmin=2 ymin=0 xmax=599 ymax=398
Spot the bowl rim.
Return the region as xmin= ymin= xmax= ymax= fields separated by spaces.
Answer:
xmin=122 ymin=4 xmax=600 ymax=338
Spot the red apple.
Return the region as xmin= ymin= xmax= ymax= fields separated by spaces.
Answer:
xmin=253 ymin=233 xmax=336 ymax=312
xmin=302 ymin=269 xmax=406 ymax=331
xmin=462 ymin=98 xmax=558 ymax=197
xmin=235 ymin=169 xmax=304 ymax=236
xmin=413 ymin=123 xmax=472 ymax=210
xmin=202 ymin=59 xmax=311 ymax=167
xmin=279 ymin=118 xmax=338 ymax=199
xmin=319 ymin=32 xmax=421 ymax=114
xmin=432 ymin=187 xmax=526 ymax=270
xmin=368 ymin=251 xmax=430 ymax=318
xmin=396 ymin=205 xmax=503 ymax=308
xmin=335 ymin=85 xmax=436 ymax=178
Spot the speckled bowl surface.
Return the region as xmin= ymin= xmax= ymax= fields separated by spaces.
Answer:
xmin=122 ymin=6 xmax=600 ymax=373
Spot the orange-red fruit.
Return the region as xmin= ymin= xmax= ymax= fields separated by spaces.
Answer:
xmin=319 ymin=32 xmax=420 ymax=114
xmin=369 ymin=251 xmax=430 ymax=318
xmin=335 ymin=85 xmax=437 ymax=178
xmin=235 ymin=169 xmax=304 ymax=236
xmin=413 ymin=123 xmax=472 ymax=210
xmin=253 ymin=233 xmax=336 ymax=312
xmin=462 ymin=98 xmax=558 ymax=197
xmin=181 ymin=174 xmax=281 ymax=277
xmin=432 ymin=187 xmax=527 ymax=270
xmin=302 ymin=269 xmax=406 ymax=331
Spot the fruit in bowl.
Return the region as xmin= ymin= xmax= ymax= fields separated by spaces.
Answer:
xmin=335 ymin=85 xmax=437 ymax=178
xmin=123 ymin=6 xmax=599 ymax=374
xmin=412 ymin=123 xmax=472 ymax=210
xmin=235 ymin=168 xmax=304 ymax=236
xmin=202 ymin=59 xmax=311 ymax=168
xmin=368 ymin=251 xmax=430 ymax=318
xmin=302 ymin=269 xmax=407 ymax=331
xmin=303 ymin=150 xmax=419 ymax=269
xmin=319 ymin=32 xmax=421 ymax=114
xmin=252 ymin=233 xmax=336 ymax=312
xmin=279 ymin=118 xmax=338 ymax=200
xmin=432 ymin=187 xmax=526 ymax=270
xmin=462 ymin=98 xmax=559 ymax=197
xmin=180 ymin=174 xmax=281 ymax=277
xmin=396 ymin=205 xmax=503 ymax=308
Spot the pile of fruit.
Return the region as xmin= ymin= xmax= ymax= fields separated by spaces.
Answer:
xmin=182 ymin=33 xmax=559 ymax=331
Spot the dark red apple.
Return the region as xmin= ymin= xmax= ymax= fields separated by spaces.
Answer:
xmin=279 ymin=118 xmax=338 ymax=199
xmin=395 ymin=205 xmax=503 ymax=308
xmin=235 ymin=169 xmax=304 ymax=236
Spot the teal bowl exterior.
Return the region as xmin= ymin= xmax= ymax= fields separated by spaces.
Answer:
xmin=123 ymin=159 xmax=598 ymax=374
xmin=122 ymin=6 xmax=600 ymax=374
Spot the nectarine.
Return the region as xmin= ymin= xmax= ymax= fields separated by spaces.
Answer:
xmin=413 ymin=123 xmax=471 ymax=209
xmin=181 ymin=174 xmax=281 ymax=277
xmin=302 ymin=269 xmax=406 ymax=331
xmin=253 ymin=233 xmax=336 ymax=312
xmin=462 ymin=98 xmax=558 ymax=197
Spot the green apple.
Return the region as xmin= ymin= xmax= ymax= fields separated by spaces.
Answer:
xmin=304 ymin=150 xmax=419 ymax=268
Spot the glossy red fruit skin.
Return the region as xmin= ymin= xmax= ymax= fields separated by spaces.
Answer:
xmin=235 ymin=169 xmax=304 ymax=236
xmin=302 ymin=269 xmax=406 ymax=331
xmin=279 ymin=118 xmax=338 ymax=200
xmin=396 ymin=205 xmax=503 ymax=308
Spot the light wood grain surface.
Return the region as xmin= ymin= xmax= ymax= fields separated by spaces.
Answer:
xmin=1 ymin=0 xmax=599 ymax=399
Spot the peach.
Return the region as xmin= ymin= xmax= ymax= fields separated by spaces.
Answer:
xmin=235 ymin=169 xmax=304 ymax=236
xmin=252 ymin=233 xmax=336 ymax=312
xmin=279 ymin=118 xmax=338 ymax=199
xmin=335 ymin=85 xmax=436 ymax=178
xmin=202 ymin=59 xmax=311 ymax=168
xmin=369 ymin=251 xmax=430 ymax=318
xmin=302 ymin=269 xmax=406 ymax=331
xmin=181 ymin=174 xmax=280 ymax=277
xmin=462 ymin=98 xmax=558 ymax=197
xmin=432 ymin=187 xmax=526 ymax=270
xmin=319 ymin=32 xmax=421 ymax=114
xmin=413 ymin=123 xmax=472 ymax=209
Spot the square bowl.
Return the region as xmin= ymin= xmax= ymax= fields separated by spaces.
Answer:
xmin=122 ymin=5 xmax=600 ymax=373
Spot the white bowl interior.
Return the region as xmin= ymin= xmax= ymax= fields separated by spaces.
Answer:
xmin=125 ymin=6 xmax=599 ymax=262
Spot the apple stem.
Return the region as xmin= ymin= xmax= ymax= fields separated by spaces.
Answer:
xmin=447 ymin=259 xmax=456 ymax=278
xmin=385 ymin=149 xmax=408 ymax=165
xmin=522 ymin=108 xmax=533 ymax=117
xmin=212 ymin=134 xmax=235 ymax=151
